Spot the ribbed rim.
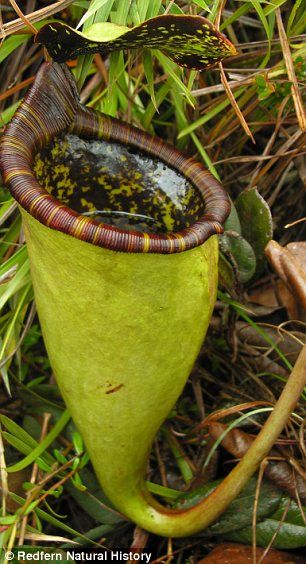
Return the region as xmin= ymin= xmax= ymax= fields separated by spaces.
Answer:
xmin=0 ymin=62 xmax=230 ymax=254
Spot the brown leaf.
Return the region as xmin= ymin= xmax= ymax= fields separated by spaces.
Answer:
xmin=129 ymin=525 xmax=149 ymax=555
xmin=265 ymin=240 xmax=306 ymax=316
xmin=236 ymin=322 xmax=306 ymax=366
xmin=209 ymin=423 xmax=306 ymax=503
xmin=276 ymin=281 xmax=301 ymax=320
xmin=0 ymin=469 xmax=30 ymax=512
xmin=287 ymin=242 xmax=306 ymax=265
xmin=247 ymin=278 xmax=302 ymax=319
xmin=276 ymin=9 xmax=306 ymax=132
xmin=248 ymin=284 xmax=280 ymax=308
xmin=198 ymin=543 xmax=306 ymax=563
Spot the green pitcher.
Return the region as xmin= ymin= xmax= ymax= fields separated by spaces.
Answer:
xmin=0 ymin=59 xmax=232 ymax=536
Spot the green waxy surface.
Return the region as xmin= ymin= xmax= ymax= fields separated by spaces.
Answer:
xmin=220 ymin=231 xmax=257 ymax=283
xmin=22 ymin=208 xmax=218 ymax=537
xmin=36 ymin=14 xmax=237 ymax=68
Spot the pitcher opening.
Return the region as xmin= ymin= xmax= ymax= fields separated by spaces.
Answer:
xmin=33 ymin=134 xmax=206 ymax=234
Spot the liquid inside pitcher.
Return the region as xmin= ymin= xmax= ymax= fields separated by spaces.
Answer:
xmin=33 ymin=134 xmax=206 ymax=234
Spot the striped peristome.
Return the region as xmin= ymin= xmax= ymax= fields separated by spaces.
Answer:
xmin=0 ymin=63 xmax=230 ymax=254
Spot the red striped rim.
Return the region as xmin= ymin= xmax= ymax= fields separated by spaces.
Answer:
xmin=0 ymin=62 xmax=230 ymax=254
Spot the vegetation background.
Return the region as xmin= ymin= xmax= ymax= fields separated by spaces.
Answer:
xmin=0 ymin=0 xmax=305 ymax=561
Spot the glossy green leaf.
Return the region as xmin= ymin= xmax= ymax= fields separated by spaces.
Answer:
xmin=0 ymin=514 xmax=18 ymax=525
xmin=77 ymin=0 xmax=113 ymax=28
xmin=220 ymin=231 xmax=257 ymax=283
xmin=1 ymin=432 xmax=51 ymax=471
xmin=193 ymin=0 xmax=211 ymax=13
xmin=224 ymin=202 xmax=242 ymax=235
xmin=72 ymin=431 xmax=84 ymax=455
xmin=146 ymin=0 xmax=163 ymax=19
xmin=1 ymin=101 xmax=21 ymax=125
xmin=235 ymin=187 xmax=273 ymax=275
xmin=174 ymin=477 xmax=282 ymax=535
xmin=0 ymin=34 xmax=30 ymax=64
xmin=166 ymin=3 xmax=184 ymax=15
xmin=223 ymin=497 xmax=306 ymax=549
xmin=0 ymin=414 xmax=39 ymax=449
xmin=143 ymin=50 xmax=157 ymax=111
xmin=0 ymin=259 xmax=31 ymax=311
xmin=36 ymin=14 xmax=237 ymax=68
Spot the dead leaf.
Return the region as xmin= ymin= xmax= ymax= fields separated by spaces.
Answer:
xmin=265 ymin=240 xmax=306 ymax=316
xmin=236 ymin=322 xmax=306 ymax=366
xmin=248 ymin=284 xmax=280 ymax=308
xmin=276 ymin=281 xmax=301 ymax=320
xmin=0 ymin=468 xmax=30 ymax=512
xmin=198 ymin=543 xmax=306 ymax=563
xmin=209 ymin=423 xmax=306 ymax=503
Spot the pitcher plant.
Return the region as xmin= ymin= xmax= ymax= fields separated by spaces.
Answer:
xmin=1 ymin=14 xmax=305 ymax=538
